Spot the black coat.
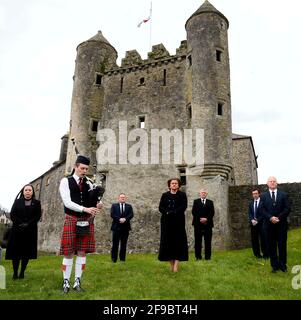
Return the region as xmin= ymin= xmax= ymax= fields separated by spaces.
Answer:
xmin=110 ymin=203 xmax=134 ymax=232
xmin=192 ymin=198 xmax=215 ymax=229
xmin=158 ymin=191 xmax=188 ymax=261
xmin=5 ymin=198 xmax=41 ymax=260
xmin=261 ymin=190 xmax=290 ymax=224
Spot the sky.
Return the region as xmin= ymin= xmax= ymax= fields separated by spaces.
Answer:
xmin=0 ymin=0 xmax=301 ymax=210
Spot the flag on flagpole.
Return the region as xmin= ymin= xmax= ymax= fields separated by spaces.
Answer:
xmin=137 ymin=2 xmax=152 ymax=28
xmin=137 ymin=16 xmax=151 ymax=28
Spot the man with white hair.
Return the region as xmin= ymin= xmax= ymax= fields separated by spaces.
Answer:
xmin=261 ymin=177 xmax=290 ymax=273
xmin=192 ymin=188 xmax=215 ymax=260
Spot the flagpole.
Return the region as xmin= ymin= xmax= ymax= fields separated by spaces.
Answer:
xmin=149 ymin=1 xmax=152 ymax=52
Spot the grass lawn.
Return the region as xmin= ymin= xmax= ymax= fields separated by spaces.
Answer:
xmin=0 ymin=228 xmax=301 ymax=300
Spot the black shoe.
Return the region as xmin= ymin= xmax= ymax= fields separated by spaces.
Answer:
xmin=205 ymin=258 xmax=211 ymax=260
xmin=255 ymin=255 xmax=263 ymax=259
xmin=73 ymin=277 xmax=85 ymax=292
xmin=271 ymin=268 xmax=278 ymax=273
xmin=12 ymin=274 xmax=18 ymax=280
xmin=195 ymin=257 xmax=202 ymax=261
xmin=19 ymin=272 xmax=24 ymax=279
xmin=62 ymin=279 xmax=70 ymax=294
xmin=280 ymin=266 xmax=287 ymax=272
xmin=263 ymin=256 xmax=269 ymax=260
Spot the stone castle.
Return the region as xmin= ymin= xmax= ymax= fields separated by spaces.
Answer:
xmin=32 ymin=1 xmax=261 ymax=253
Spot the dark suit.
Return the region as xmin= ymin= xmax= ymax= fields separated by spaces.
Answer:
xmin=192 ymin=198 xmax=214 ymax=260
xmin=248 ymin=198 xmax=268 ymax=258
xmin=110 ymin=202 xmax=134 ymax=262
xmin=261 ymin=190 xmax=290 ymax=271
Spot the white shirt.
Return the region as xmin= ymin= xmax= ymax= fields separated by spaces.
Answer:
xmin=59 ymin=174 xmax=84 ymax=212
xmin=269 ymin=189 xmax=277 ymax=201
xmin=201 ymin=198 xmax=206 ymax=205
xmin=119 ymin=203 xmax=125 ymax=213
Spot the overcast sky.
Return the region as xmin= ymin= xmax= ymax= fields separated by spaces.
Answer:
xmin=0 ymin=0 xmax=300 ymax=210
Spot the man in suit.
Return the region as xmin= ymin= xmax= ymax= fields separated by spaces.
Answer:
xmin=248 ymin=189 xmax=269 ymax=259
xmin=110 ymin=193 xmax=134 ymax=263
xmin=192 ymin=188 xmax=215 ymax=260
xmin=261 ymin=176 xmax=290 ymax=273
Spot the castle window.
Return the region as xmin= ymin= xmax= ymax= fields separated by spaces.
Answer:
xmin=139 ymin=116 xmax=145 ymax=129
xmin=95 ymin=73 xmax=102 ymax=85
xmin=187 ymin=55 xmax=192 ymax=67
xmin=45 ymin=177 xmax=50 ymax=186
xmin=120 ymin=77 xmax=124 ymax=93
xmin=178 ymin=167 xmax=186 ymax=186
xmin=139 ymin=77 xmax=145 ymax=85
xmin=187 ymin=103 xmax=192 ymax=119
xmin=216 ymin=50 xmax=222 ymax=62
xmin=163 ymin=69 xmax=167 ymax=86
xmin=218 ymin=103 xmax=223 ymax=116
xmin=91 ymin=120 xmax=98 ymax=132
xmin=36 ymin=183 xmax=40 ymax=192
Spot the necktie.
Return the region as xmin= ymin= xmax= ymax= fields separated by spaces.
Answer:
xmin=272 ymin=191 xmax=276 ymax=203
xmin=254 ymin=200 xmax=258 ymax=219
xmin=78 ymin=178 xmax=83 ymax=192
xmin=202 ymin=199 xmax=205 ymax=206
xmin=121 ymin=203 xmax=124 ymax=216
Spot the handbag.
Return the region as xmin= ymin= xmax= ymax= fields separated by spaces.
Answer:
xmin=75 ymin=221 xmax=90 ymax=236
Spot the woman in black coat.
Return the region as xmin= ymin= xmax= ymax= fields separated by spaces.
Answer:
xmin=5 ymin=184 xmax=41 ymax=279
xmin=158 ymin=178 xmax=188 ymax=272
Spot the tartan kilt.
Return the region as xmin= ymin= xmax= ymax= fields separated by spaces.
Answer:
xmin=60 ymin=214 xmax=95 ymax=256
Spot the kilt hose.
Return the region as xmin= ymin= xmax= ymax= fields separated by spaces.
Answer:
xmin=60 ymin=214 xmax=95 ymax=256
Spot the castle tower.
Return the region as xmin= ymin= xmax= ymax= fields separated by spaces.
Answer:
xmin=65 ymin=31 xmax=118 ymax=174
xmin=185 ymin=0 xmax=233 ymax=248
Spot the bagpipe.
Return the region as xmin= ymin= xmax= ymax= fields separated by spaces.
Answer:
xmin=71 ymin=138 xmax=105 ymax=207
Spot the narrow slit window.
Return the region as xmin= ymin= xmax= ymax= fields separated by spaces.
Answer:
xmin=187 ymin=104 xmax=192 ymax=119
xmin=140 ymin=77 xmax=145 ymax=85
xmin=218 ymin=103 xmax=223 ymax=116
xmin=178 ymin=168 xmax=186 ymax=186
xmin=95 ymin=73 xmax=102 ymax=85
xmin=139 ymin=116 xmax=145 ymax=128
xmin=120 ymin=77 xmax=124 ymax=93
xmin=163 ymin=69 xmax=167 ymax=86
xmin=216 ymin=50 xmax=222 ymax=62
xmin=91 ymin=120 xmax=98 ymax=132
xmin=188 ymin=55 xmax=192 ymax=67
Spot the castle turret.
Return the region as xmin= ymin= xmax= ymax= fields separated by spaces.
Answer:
xmin=65 ymin=31 xmax=118 ymax=174
xmin=185 ymin=1 xmax=233 ymax=248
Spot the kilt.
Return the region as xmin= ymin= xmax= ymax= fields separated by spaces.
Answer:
xmin=60 ymin=214 xmax=95 ymax=256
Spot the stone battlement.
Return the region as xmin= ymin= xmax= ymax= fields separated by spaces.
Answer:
xmin=106 ymin=41 xmax=187 ymax=75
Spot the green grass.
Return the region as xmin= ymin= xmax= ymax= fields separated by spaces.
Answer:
xmin=1 ymin=228 xmax=301 ymax=300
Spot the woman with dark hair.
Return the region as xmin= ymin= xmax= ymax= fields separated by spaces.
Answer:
xmin=158 ymin=178 xmax=188 ymax=272
xmin=5 ymin=184 xmax=41 ymax=279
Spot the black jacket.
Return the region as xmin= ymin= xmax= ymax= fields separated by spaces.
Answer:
xmin=192 ymin=198 xmax=215 ymax=229
xmin=110 ymin=203 xmax=134 ymax=232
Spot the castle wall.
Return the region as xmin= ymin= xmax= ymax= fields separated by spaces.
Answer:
xmin=232 ymin=137 xmax=258 ymax=186
xmin=94 ymin=54 xmax=193 ymax=253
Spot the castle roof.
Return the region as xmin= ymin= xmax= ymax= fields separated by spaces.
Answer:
xmin=77 ymin=30 xmax=117 ymax=53
xmin=185 ymin=0 xmax=229 ymax=29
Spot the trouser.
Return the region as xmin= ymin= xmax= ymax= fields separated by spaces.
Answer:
xmin=250 ymin=223 xmax=269 ymax=257
xmin=268 ymin=222 xmax=288 ymax=270
xmin=194 ymin=227 xmax=212 ymax=260
xmin=111 ymin=229 xmax=129 ymax=262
